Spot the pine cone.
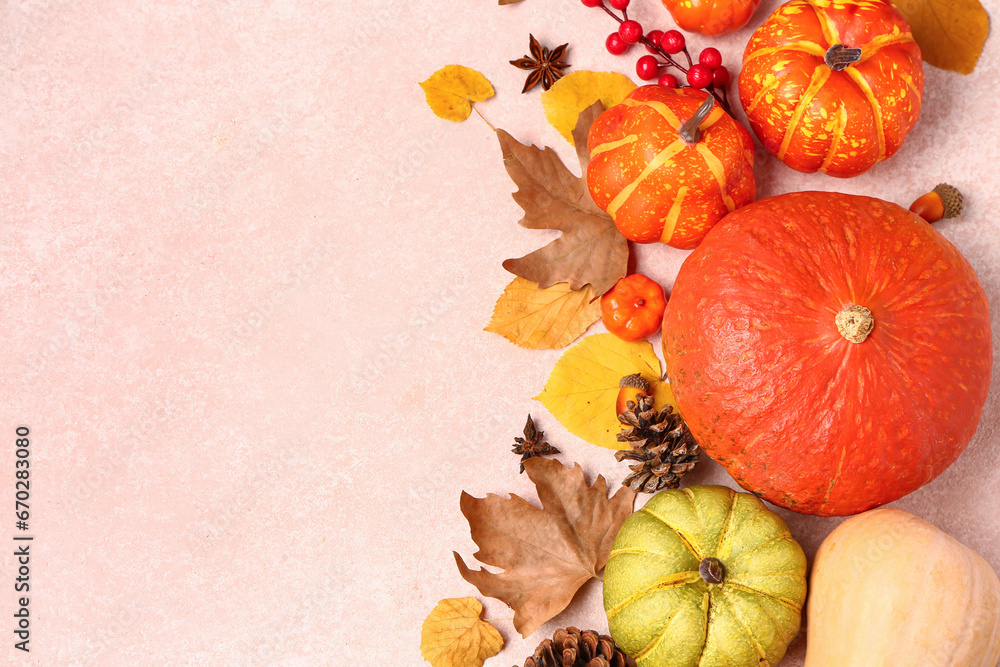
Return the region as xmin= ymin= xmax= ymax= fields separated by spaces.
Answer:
xmin=518 ymin=627 xmax=636 ymax=667
xmin=615 ymin=394 xmax=699 ymax=493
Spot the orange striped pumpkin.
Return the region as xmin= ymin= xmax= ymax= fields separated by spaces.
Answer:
xmin=586 ymin=86 xmax=755 ymax=249
xmin=738 ymin=0 xmax=923 ymax=178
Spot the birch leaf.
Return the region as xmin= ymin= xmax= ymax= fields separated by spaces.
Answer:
xmin=420 ymin=65 xmax=495 ymax=122
xmin=420 ymin=597 xmax=503 ymax=667
xmin=536 ymin=333 xmax=676 ymax=449
xmin=485 ymin=278 xmax=601 ymax=349
xmin=541 ymin=70 xmax=636 ymax=144
xmin=892 ymin=0 xmax=988 ymax=74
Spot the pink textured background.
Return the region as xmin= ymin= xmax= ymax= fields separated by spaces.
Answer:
xmin=0 ymin=0 xmax=997 ymax=664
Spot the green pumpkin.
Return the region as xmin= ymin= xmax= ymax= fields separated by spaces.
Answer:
xmin=603 ymin=485 xmax=807 ymax=666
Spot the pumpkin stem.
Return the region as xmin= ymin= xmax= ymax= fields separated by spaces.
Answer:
xmin=699 ymin=557 xmax=726 ymax=584
xmin=836 ymin=305 xmax=875 ymax=343
xmin=825 ymin=44 xmax=863 ymax=71
xmin=678 ymin=96 xmax=715 ymax=146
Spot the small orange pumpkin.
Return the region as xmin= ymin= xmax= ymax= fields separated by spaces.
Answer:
xmin=661 ymin=0 xmax=762 ymax=36
xmin=587 ymin=86 xmax=755 ymax=250
xmin=738 ymin=0 xmax=923 ymax=177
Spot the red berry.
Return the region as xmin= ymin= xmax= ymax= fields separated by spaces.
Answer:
xmin=618 ymin=20 xmax=643 ymax=44
xmin=712 ymin=66 xmax=731 ymax=87
xmin=661 ymin=30 xmax=685 ymax=54
xmin=608 ymin=0 xmax=629 ymax=8
xmin=645 ymin=30 xmax=664 ymax=53
xmin=687 ymin=64 xmax=713 ymax=88
xmin=657 ymin=73 xmax=679 ymax=88
xmin=605 ymin=32 xmax=630 ymax=55
xmin=636 ymin=55 xmax=660 ymax=81
xmin=699 ymin=47 xmax=723 ymax=70
xmin=581 ymin=0 xmax=604 ymax=6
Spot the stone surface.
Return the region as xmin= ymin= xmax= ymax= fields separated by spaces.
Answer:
xmin=0 ymin=0 xmax=998 ymax=663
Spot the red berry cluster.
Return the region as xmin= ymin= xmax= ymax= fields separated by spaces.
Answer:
xmin=582 ymin=0 xmax=731 ymax=113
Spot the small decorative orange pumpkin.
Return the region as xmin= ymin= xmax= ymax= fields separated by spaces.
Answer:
xmin=661 ymin=0 xmax=762 ymax=36
xmin=738 ymin=0 xmax=923 ymax=177
xmin=587 ymin=86 xmax=755 ymax=249
xmin=662 ymin=191 xmax=992 ymax=516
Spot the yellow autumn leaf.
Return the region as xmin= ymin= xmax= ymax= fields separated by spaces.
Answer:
xmin=420 ymin=65 xmax=495 ymax=122
xmin=485 ymin=278 xmax=601 ymax=349
xmin=420 ymin=597 xmax=504 ymax=667
xmin=893 ymin=0 xmax=988 ymax=74
xmin=540 ymin=71 xmax=637 ymax=144
xmin=536 ymin=333 xmax=676 ymax=450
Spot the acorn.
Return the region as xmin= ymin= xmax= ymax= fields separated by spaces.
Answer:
xmin=909 ymin=183 xmax=963 ymax=223
xmin=616 ymin=373 xmax=650 ymax=416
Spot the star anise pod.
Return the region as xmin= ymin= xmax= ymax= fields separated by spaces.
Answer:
xmin=509 ymin=34 xmax=569 ymax=93
xmin=512 ymin=415 xmax=560 ymax=473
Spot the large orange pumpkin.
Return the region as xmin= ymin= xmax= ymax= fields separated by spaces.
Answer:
xmin=662 ymin=191 xmax=992 ymax=516
xmin=587 ymin=86 xmax=755 ymax=249
xmin=738 ymin=0 xmax=923 ymax=177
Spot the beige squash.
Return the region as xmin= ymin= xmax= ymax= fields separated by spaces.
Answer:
xmin=806 ymin=508 xmax=1000 ymax=667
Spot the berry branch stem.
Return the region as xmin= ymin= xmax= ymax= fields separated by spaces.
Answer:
xmin=590 ymin=0 xmax=731 ymax=114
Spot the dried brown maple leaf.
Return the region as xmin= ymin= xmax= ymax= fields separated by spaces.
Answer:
xmin=500 ymin=103 xmax=628 ymax=298
xmin=454 ymin=457 xmax=636 ymax=638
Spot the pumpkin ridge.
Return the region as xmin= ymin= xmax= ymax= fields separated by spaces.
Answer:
xmin=638 ymin=506 xmax=703 ymax=559
xmin=724 ymin=532 xmax=795 ymax=568
xmin=857 ymin=30 xmax=916 ymax=63
xmin=723 ymin=585 xmax=795 ymax=652
xmin=803 ymin=0 xmax=840 ymax=45
xmin=818 ymin=105 xmax=848 ymax=172
xmin=591 ymin=134 xmax=638 ymax=157
xmin=755 ymin=607 xmax=793 ymax=656
xmin=713 ymin=487 xmax=739 ymax=557
xmin=724 ymin=581 xmax=803 ymax=612
xmin=609 ymin=547 xmax=693 ymax=559
xmin=632 ymin=598 xmax=700 ymax=660
xmin=777 ymin=63 xmax=832 ymax=161
xmin=844 ymin=67 xmax=886 ymax=160
xmin=622 ymin=97 xmax=681 ymax=127
xmin=694 ymin=143 xmax=737 ymax=211
xmin=659 ymin=185 xmax=689 ymax=244
xmin=606 ymin=140 xmax=687 ymax=218
xmin=717 ymin=587 xmax=771 ymax=665
xmin=820 ymin=439 xmax=849 ymax=512
xmin=605 ymin=571 xmax=704 ymax=619
xmin=743 ymin=41 xmax=826 ymax=65
xmin=745 ymin=72 xmax=791 ymax=116
xmin=694 ymin=593 xmax=712 ymax=667
xmin=696 ymin=106 xmax=726 ymax=135
xmin=900 ymin=69 xmax=921 ymax=98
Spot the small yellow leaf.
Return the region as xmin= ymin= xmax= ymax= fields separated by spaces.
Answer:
xmin=541 ymin=71 xmax=637 ymax=144
xmin=536 ymin=333 xmax=675 ymax=449
xmin=420 ymin=597 xmax=504 ymax=667
xmin=420 ymin=65 xmax=495 ymax=122
xmin=485 ymin=278 xmax=601 ymax=349
xmin=893 ymin=0 xmax=988 ymax=74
